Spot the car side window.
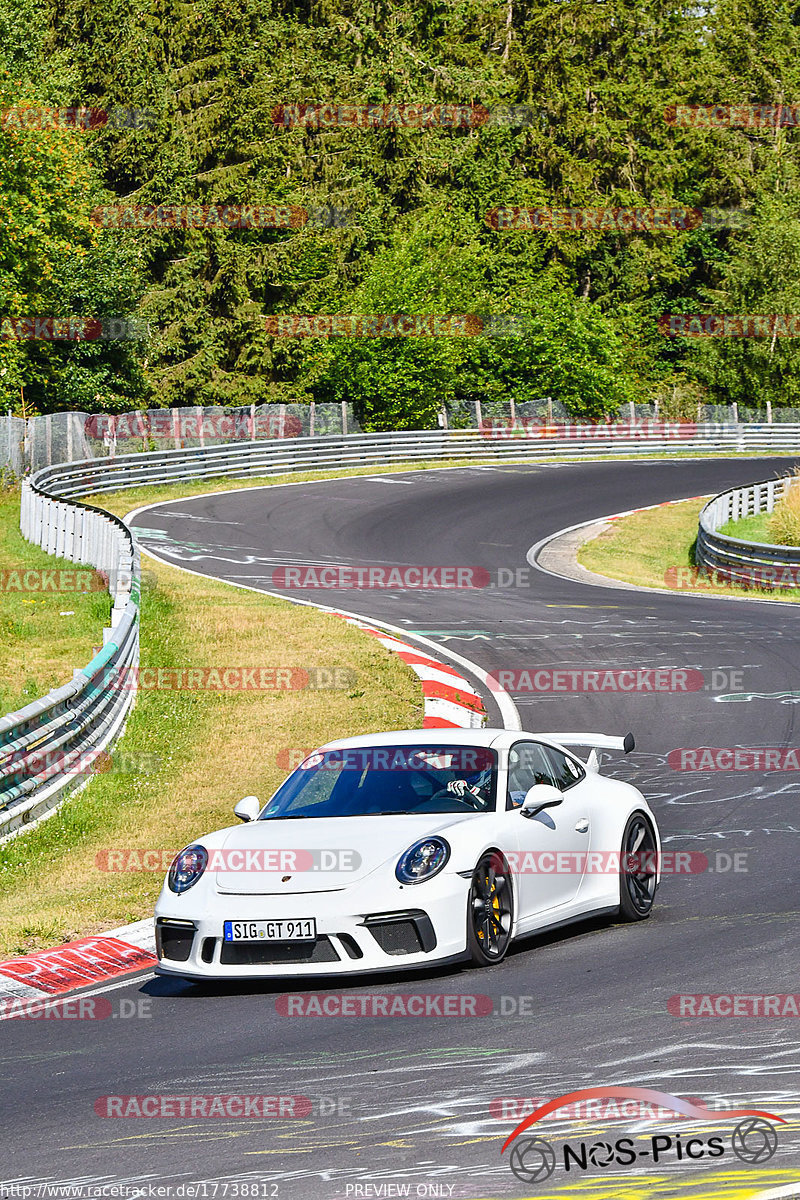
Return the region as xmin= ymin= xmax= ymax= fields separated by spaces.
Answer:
xmin=544 ymin=746 xmax=586 ymax=791
xmin=506 ymin=742 xmax=558 ymax=810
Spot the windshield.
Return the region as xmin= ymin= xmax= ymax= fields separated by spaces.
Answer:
xmin=260 ymin=745 xmax=498 ymax=819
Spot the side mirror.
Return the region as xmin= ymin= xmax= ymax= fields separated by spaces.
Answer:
xmin=234 ymin=795 xmax=261 ymax=822
xmin=520 ymin=783 xmax=563 ymax=818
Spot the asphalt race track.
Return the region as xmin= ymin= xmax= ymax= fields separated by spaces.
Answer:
xmin=4 ymin=457 xmax=800 ymax=1199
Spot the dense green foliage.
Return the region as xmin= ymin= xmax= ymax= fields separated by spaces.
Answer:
xmin=2 ymin=0 xmax=800 ymax=426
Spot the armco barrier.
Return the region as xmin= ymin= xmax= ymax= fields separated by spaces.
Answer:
xmin=0 ymin=482 xmax=140 ymax=840
xmin=4 ymin=423 xmax=800 ymax=839
xmin=696 ymin=474 xmax=800 ymax=588
xmin=22 ymin=424 xmax=800 ymax=497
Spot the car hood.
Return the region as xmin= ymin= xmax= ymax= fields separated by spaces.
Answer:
xmin=212 ymin=813 xmax=475 ymax=894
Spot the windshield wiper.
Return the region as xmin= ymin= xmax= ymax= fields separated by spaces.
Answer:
xmin=260 ymin=814 xmax=319 ymax=820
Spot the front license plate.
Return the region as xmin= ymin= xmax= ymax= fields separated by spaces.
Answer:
xmin=223 ymin=919 xmax=317 ymax=942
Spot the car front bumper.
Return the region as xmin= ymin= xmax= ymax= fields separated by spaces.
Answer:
xmin=154 ymin=874 xmax=471 ymax=979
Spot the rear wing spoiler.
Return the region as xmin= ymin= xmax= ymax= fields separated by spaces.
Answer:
xmin=542 ymin=732 xmax=635 ymax=773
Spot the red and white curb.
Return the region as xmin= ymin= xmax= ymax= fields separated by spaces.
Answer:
xmin=0 ymin=918 xmax=156 ymax=1005
xmin=331 ymin=612 xmax=487 ymax=729
xmin=0 ymin=621 xmax=486 ymax=1003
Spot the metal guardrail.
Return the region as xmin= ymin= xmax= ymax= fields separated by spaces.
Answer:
xmin=0 ymin=481 xmax=140 ymax=840
xmin=5 ymin=421 xmax=800 ymax=840
xmin=696 ymin=474 xmax=800 ymax=587
xmin=26 ymin=424 xmax=800 ymax=498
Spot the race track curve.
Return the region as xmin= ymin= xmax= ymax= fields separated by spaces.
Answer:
xmin=4 ymin=456 xmax=800 ymax=1199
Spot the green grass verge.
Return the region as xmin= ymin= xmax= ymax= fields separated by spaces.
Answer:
xmin=0 ymin=485 xmax=110 ymax=714
xmin=718 ymin=511 xmax=775 ymax=542
xmin=578 ymin=496 xmax=800 ymax=601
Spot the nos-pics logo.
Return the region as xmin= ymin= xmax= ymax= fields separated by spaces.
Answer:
xmin=501 ymin=1086 xmax=784 ymax=1184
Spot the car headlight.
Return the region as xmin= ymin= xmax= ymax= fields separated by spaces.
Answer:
xmin=396 ymin=837 xmax=450 ymax=884
xmin=168 ymin=844 xmax=208 ymax=893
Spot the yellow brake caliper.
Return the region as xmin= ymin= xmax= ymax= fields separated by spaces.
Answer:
xmin=478 ymin=873 xmax=500 ymax=942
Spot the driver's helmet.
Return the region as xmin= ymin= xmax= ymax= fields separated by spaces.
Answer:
xmin=465 ymin=766 xmax=492 ymax=795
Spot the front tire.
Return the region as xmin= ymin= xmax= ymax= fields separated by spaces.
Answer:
xmin=618 ymin=812 xmax=658 ymax=921
xmin=466 ymin=852 xmax=514 ymax=966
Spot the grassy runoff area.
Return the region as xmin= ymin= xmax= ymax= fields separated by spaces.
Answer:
xmin=578 ymin=496 xmax=800 ymax=600
xmin=0 ymin=475 xmax=422 ymax=957
xmin=0 ymin=485 xmax=111 ymax=715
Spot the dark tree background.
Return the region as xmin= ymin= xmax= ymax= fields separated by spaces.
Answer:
xmin=2 ymin=0 xmax=800 ymax=427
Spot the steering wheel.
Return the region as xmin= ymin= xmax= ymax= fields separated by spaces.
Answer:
xmin=427 ymin=786 xmax=487 ymax=812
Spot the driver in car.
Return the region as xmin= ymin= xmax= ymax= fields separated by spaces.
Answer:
xmin=445 ymin=767 xmax=492 ymax=808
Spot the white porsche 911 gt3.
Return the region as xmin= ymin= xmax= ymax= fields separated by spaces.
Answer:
xmin=154 ymin=728 xmax=660 ymax=980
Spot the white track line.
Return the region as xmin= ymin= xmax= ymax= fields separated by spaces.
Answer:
xmin=125 ymin=479 xmax=521 ymax=729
